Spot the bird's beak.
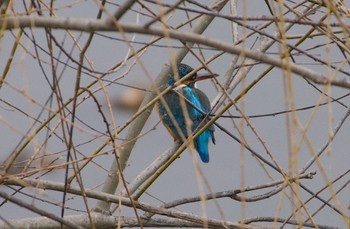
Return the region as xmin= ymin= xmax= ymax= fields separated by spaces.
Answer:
xmin=195 ymin=72 xmax=218 ymax=82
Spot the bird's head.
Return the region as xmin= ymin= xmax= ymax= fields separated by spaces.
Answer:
xmin=167 ymin=63 xmax=217 ymax=88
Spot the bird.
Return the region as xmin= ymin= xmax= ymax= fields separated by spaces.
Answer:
xmin=156 ymin=63 xmax=216 ymax=163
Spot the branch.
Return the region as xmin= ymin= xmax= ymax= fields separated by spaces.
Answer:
xmin=1 ymin=16 xmax=350 ymax=88
xmin=241 ymin=216 xmax=338 ymax=229
xmin=2 ymin=178 xmax=249 ymax=228
xmin=0 ymin=214 xmax=209 ymax=229
xmin=123 ymin=141 xmax=182 ymax=196
xmin=142 ymin=172 xmax=315 ymax=219
xmin=0 ymin=190 xmax=83 ymax=229
xmin=112 ymin=0 xmax=138 ymax=20
xmin=95 ymin=0 xmax=229 ymax=212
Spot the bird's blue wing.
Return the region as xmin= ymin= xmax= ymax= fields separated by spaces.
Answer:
xmin=157 ymin=87 xmax=215 ymax=162
xmin=187 ymin=88 xmax=215 ymax=162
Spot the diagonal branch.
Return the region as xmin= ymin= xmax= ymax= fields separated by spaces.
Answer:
xmin=94 ymin=0 xmax=230 ymax=212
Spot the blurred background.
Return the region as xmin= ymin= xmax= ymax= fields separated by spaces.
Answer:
xmin=1 ymin=0 xmax=350 ymax=228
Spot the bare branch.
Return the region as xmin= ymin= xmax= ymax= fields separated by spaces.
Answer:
xmin=0 ymin=214 xmax=207 ymax=229
xmin=1 ymin=16 xmax=350 ymax=88
xmin=95 ymin=0 xmax=229 ymax=212
xmin=0 ymin=190 xmax=83 ymax=229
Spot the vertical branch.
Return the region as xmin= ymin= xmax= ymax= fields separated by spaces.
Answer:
xmin=95 ymin=0 xmax=229 ymax=212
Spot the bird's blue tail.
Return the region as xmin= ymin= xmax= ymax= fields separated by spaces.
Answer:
xmin=195 ymin=130 xmax=212 ymax=163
